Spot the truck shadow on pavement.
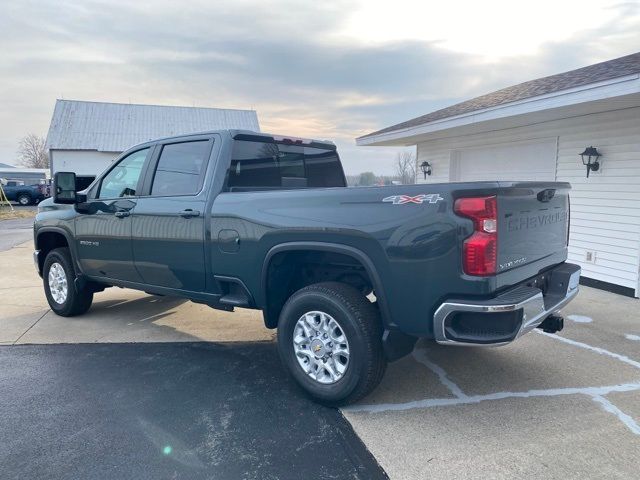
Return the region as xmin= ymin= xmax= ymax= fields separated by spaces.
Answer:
xmin=21 ymin=291 xmax=274 ymax=345
xmin=91 ymin=295 xmax=188 ymax=324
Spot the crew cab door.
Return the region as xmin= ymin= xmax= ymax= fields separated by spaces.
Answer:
xmin=130 ymin=136 xmax=215 ymax=292
xmin=75 ymin=146 xmax=151 ymax=282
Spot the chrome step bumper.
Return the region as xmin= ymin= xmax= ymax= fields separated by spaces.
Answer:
xmin=433 ymin=263 xmax=581 ymax=346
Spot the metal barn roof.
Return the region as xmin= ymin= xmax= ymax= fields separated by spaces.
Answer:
xmin=45 ymin=100 xmax=260 ymax=152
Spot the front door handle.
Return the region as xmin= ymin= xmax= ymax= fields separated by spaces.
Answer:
xmin=179 ymin=209 xmax=200 ymax=218
xmin=114 ymin=210 xmax=131 ymax=218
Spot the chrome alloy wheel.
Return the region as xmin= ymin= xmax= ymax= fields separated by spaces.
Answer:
xmin=293 ymin=311 xmax=350 ymax=384
xmin=48 ymin=262 xmax=68 ymax=304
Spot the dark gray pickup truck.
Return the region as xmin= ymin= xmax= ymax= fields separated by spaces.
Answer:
xmin=34 ymin=130 xmax=580 ymax=404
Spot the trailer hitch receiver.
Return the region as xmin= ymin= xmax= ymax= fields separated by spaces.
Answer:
xmin=537 ymin=314 xmax=564 ymax=334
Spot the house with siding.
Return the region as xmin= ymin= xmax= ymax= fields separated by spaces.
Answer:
xmin=357 ymin=52 xmax=640 ymax=297
xmin=45 ymin=100 xmax=260 ymax=187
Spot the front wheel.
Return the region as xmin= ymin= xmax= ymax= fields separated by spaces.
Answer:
xmin=43 ymin=247 xmax=93 ymax=316
xmin=277 ymin=282 xmax=386 ymax=406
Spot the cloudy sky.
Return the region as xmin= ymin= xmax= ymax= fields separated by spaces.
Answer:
xmin=1 ymin=0 xmax=639 ymax=174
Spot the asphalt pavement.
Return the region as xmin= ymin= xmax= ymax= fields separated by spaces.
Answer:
xmin=0 ymin=342 xmax=387 ymax=480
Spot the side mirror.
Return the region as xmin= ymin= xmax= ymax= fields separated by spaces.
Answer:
xmin=53 ymin=172 xmax=78 ymax=204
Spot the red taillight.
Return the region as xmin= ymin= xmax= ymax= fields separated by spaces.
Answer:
xmin=455 ymin=196 xmax=497 ymax=276
xmin=462 ymin=233 xmax=497 ymax=276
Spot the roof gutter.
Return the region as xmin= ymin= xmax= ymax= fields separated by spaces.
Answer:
xmin=357 ymin=73 xmax=640 ymax=146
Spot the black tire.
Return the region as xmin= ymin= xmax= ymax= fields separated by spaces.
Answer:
xmin=277 ymin=282 xmax=386 ymax=406
xmin=43 ymin=247 xmax=93 ymax=317
xmin=17 ymin=194 xmax=32 ymax=206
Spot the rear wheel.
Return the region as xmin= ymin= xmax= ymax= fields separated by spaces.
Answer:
xmin=17 ymin=194 xmax=31 ymax=206
xmin=277 ymin=282 xmax=386 ymax=406
xmin=43 ymin=247 xmax=93 ymax=316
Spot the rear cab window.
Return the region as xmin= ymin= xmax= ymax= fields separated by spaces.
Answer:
xmin=226 ymin=139 xmax=346 ymax=192
xmin=148 ymin=139 xmax=212 ymax=196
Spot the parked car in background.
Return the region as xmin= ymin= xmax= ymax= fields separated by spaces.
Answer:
xmin=1 ymin=179 xmax=47 ymax=205
xmin=33 ymin=130 xmax=579 ymax=405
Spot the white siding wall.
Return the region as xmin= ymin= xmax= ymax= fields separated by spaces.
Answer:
xmin=51 ymin=150 xmax=120 ymax=177
xmin=416 ymin=107 xmax=640 ymax=296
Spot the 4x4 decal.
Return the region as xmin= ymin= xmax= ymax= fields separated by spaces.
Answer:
xmin=382 ymin=194 xmax=444 ymax=205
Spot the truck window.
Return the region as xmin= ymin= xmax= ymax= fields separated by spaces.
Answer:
xmin=227 ymin=141 xmax=345 ymax=191
xmin=150 ymin=140 xmax=210 ymax=196
xmin=98 ymin=148 xmax=149 ymax=199
xmin=304 ymin=146 xmax=347 ymax=187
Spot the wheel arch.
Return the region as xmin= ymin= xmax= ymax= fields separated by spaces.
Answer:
xmin=35 ymin=227 xmax=79 ymax=275
xmin=261 ymin=242 xmax=392 ymax=329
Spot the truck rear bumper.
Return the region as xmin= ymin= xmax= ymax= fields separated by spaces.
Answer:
xmin=433 ymin=263 xmax=581 ymax=346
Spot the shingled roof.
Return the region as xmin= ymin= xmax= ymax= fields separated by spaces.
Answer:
xmin=358 ymin=52 xmax=640 ymax=140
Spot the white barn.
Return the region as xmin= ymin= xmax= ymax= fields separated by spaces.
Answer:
xmin=358 ymin=52 xmax=640 ymax=297
xmin=45 ymin=99 xmax=260 ymax=184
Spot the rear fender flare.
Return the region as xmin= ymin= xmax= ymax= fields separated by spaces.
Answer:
xmin=261 ymin=242 xmax=393 ymax=329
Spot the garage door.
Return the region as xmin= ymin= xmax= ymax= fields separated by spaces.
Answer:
xmin=450 ymin=138 xmax=557 ymax=182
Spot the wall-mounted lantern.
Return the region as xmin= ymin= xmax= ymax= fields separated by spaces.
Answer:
xmin=420 ymin=161 xmax=432 ymax=179
xmin=579 ymin=146 xmax=601 ymax=178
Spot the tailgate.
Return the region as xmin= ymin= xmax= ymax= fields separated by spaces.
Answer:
xmin=497 ymin=182 xmax=570 ymax=273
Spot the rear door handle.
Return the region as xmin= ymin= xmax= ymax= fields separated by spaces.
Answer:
xmin=179 ymin=209 xmax=200 ymax=218
xmin=114 ymin=211 xmax=130 ymax=218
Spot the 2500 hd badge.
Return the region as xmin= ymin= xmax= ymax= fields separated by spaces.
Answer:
xmin=499 ymin=257 xmax=528 ymax=271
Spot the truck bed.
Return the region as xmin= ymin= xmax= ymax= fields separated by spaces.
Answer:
xmin=210 ymin=180 xmax=571 ymax=338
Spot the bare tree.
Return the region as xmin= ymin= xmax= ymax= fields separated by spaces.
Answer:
xmin=395 ymin=151 xmax=416 ymax=185
xmin=17 ymin=134 xmax=48 ymax=168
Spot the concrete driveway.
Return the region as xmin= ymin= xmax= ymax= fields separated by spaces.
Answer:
xmin=1 ymin=239 xmax=639 ymax=479
xmin=0 ymin=240 xmax=274 ymax=345
xmin=344 ymin=294 xmax=640 ymax=479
